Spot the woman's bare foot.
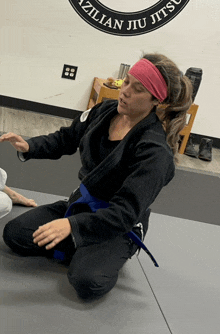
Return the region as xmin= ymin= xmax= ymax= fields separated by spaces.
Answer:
xmin=3 ymin=186 xmax=37 ymax=207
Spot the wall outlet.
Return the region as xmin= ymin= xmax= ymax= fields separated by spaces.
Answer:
xmin=61 ymin=64 xmax=78 ymax=80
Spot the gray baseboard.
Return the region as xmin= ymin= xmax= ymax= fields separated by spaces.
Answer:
xmin=0 ymin=95 xmax=81 ymax=119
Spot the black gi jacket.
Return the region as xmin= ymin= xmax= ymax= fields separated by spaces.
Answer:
xmin=20 ymin=100 xmax=175 ymax=248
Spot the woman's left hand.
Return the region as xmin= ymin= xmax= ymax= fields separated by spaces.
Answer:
xmin=33 ymin=218 xmax=71 ymax=250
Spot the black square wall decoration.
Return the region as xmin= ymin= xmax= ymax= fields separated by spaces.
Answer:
xmin=62 ymin=64 xmax=78 ymax=80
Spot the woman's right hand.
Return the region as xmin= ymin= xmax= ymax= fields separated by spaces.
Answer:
xmin=0 ymin=132 xmax=30 ymax=153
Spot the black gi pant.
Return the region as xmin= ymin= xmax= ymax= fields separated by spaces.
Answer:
xmin=3 ymin=200 xmax=142 ymax=301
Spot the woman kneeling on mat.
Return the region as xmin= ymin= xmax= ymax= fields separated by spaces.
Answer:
xmin=0 ymin=53 xmax=192 ymax=301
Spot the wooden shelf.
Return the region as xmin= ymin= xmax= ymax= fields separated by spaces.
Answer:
xmin=87 ymin=77 xmax=120 ymax=109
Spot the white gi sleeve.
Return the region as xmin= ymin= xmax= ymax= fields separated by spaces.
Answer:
xmin=0 ymin=168 xmax=7 ymax=191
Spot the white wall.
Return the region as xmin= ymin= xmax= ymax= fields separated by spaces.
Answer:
xmin=0 ymin=0 xmax=219 ymax=138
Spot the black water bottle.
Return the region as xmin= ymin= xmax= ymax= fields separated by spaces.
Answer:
xmin=185 ymin=67 xmax=203 ymax=102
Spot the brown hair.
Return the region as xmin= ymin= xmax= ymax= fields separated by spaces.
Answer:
xmin=142 ymin=53 xmax=193 ymax=160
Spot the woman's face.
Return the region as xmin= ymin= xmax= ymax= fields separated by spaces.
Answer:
xmin=118 ymin=74 xmax=158 ymax=119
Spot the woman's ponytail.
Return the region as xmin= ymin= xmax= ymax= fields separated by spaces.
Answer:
xmin=142 ymin=53 xmax=193 ymax=160
xmin=162 ymin=75 xmax=193 ymax=156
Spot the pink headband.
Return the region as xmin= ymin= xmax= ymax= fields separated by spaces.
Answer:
xmin=128 ymin=58 xmax=167 ymax=102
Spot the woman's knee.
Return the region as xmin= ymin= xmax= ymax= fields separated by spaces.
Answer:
xmin=3 ymin=216 xmax=37 ymax=256
xmin=3 ymin=217 xmax=23 ymax=251
xmin=3 ymin=219 xmax=18 ymax=245
xmin=67 ymin=266 xmax=118 ymax=301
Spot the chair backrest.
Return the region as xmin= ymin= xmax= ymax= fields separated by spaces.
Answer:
xmin=179 ymin=104 xmax=198 ymax=154
xmin=180 ymin=104 xmax=198 ymax=136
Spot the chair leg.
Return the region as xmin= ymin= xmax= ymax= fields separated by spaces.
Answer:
xmin=179 ymin=134 xmax=190 ymax=154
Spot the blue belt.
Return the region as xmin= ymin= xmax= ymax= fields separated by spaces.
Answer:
xmin=54 ymin=184 xmax=159 ymax=267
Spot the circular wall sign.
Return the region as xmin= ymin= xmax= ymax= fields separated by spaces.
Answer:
xmin=68 ymin=0 xmax=190 ymax=36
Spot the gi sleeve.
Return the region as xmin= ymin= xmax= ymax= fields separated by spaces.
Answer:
xmin=17 ymin=114 xmax=87 ymax=161
xmin=17 ymin=105 xmax=100 ymax=162
xmin=67 ymin=142 xmax=175 ymax=248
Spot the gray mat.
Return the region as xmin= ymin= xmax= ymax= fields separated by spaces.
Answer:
xmin=0 ymin=190 xmax=171 ymax=334
xmin=151 ymin=168 xmax=220 ymax=227
xmin=138 ymin=213 xmax=220 ymax=334
xmin=0 ymin=141 xmax=219 ymax=226
xmin=1 ymin=190 xmax=220 ymax=334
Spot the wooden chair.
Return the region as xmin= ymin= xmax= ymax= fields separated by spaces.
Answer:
xmin=179 ymin=104 xmax=198 ymax=154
